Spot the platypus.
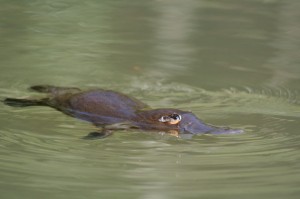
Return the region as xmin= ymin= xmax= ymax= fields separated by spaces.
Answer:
xmin=3 ymin=85 xmax=242 ymax=138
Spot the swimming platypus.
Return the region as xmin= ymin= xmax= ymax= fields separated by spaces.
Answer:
xmin=4 ymin=85 xmax=242 ymax=138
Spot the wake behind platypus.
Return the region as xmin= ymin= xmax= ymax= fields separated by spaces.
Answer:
xmin=4 ymin=85 xmax=242 ymax=138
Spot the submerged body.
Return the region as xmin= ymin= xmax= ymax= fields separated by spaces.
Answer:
xmin=4 ymin=85 xmax=242 ymax=138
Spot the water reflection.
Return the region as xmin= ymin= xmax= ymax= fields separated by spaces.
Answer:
xmin=2 ymin=0 xmax=297 ymax=88
xmin=0 ymin=0 xmax=300 ymax=199
xmin=264 ymin=0 xmax=300 ymax=88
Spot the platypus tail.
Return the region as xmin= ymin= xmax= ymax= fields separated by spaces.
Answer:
xmin=4 ymin=85 xmax=80 ymax=107
xmin=3 ymin=98 xmax=48 ymax=107
xmin=30 ymin=85 xmax=81 ymax=93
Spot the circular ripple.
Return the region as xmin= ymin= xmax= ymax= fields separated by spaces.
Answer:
xmin=0 ymin=83 xmax=299 ymax=197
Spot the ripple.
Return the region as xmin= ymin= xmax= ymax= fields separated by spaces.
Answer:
xmin=1 ymin=83 xmax=300 ymax=198
xmin=127 ymin=82 xmax=300 ymax=119
xmin=124 ymin=82 xmax=300 ymax=164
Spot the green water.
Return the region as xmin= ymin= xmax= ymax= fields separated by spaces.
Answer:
xmin=1 ymin=0 xmax=300 ymax=198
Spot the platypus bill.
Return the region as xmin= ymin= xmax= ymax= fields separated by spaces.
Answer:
xmin=3 ymin=85 xmax=243 ymax=139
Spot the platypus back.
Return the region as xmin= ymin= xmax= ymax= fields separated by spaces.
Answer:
xmin=3 ymin=85 xmax=150 ymax=125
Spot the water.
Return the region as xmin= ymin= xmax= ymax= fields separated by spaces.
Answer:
xmin=0 ymin=0 xmax=300 ymax=198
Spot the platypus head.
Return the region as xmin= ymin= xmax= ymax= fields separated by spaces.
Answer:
xmin=137 ymin=109 xmax=242 ymax=135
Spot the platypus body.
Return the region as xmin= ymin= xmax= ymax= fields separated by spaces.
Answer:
xmin=4 ymin=85 xmax=242 ymax=138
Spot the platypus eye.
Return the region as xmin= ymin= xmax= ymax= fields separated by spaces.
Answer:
xmin=159 ymin=114 xmax=181 ymax=125
xmin=169 ymin=114 xmax=181 ymax=121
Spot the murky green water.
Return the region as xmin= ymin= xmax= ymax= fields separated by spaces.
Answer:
xmin=1 ymin=0 xmax=300 ymax=198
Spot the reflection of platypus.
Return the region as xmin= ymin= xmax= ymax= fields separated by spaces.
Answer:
xmin=4 ymin=85 xmax=242 ymax=138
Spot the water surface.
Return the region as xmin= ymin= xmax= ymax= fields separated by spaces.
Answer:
xmin=0 ymin=0 xmax=300 ymax=199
